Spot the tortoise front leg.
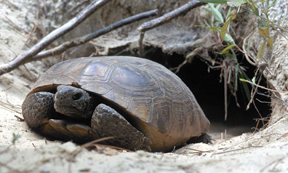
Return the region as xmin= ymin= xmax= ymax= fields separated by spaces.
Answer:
xmin=22 ymin=92 xmax=98 ymax=142
xmin=91 ymin=104 xmax=151 ymax=151
xmin=22 ymin=92 xmax=59 ymax=138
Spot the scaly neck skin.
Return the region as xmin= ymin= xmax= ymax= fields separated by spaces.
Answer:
xmin=54 ymin=85 xmax=95 ymax=119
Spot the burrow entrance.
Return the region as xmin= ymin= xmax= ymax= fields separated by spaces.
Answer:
xmin=114 ymin=46 xmax=272 ymax=139
xmin=32 ymin=0 xmax=272 ymax=142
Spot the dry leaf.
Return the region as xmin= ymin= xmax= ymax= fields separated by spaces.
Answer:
xmin=256 ymin=40 xmax=267 ymax=61
xmin=267 ymin=37 xmax=273 ymax=50
xmin=258 ymin=27 xmax=270 ymax=38
xmin=220 ymin=13 xmax=236 ymax=40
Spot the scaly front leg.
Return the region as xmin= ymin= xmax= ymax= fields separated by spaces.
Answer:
xmin=22 ymin=92 xmax=98 ymax=143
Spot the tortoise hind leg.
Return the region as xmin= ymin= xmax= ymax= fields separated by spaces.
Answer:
xmin=91 ymin=104 xmax=151 ymax=151
xmin=186 ymin=133 xmax=213 ymax=144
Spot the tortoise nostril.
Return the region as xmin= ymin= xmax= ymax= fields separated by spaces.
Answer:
xmin=72 ymin=93 xmax=82 ymax=100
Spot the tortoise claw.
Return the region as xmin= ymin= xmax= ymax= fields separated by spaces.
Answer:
xmin=66 ymin=123 xmax=93 ymax=137
xmin=49 ymin=119 xmax=99 ymax=142
xmin=186 ymin=133 xmax=213 ymax=144
xmin=49 ymin=119 xmax=68 ymax=133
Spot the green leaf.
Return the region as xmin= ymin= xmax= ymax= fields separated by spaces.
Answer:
xmin=198 ymin=0 xmax=227 ymax=4
xmin=223 ymin=33 xmax=235 ymax=44
xmin=204 ymin=19 xmax=211 ymax=27
xmin=12 ymin=133 xmax=21 ymax=145
xmin=252 ymin=76 xmax=256 ymax=83
xmin=268 ymin=0 xmax=277 ymax=8
xmin=256 ymin=40 xmax=268 ymax=61
xmin=204 ymin=8 xmax=215 ymax=17
xmin=230 ymin=48 xmax=238 ymax=62
xmin=206 ymin=26 xmax=221 ymax=32
xmin=222 ymin=52 xmax=233 ymax=57
xmin=208 ymin=3 xmax=224 ymax=23
xmin=242 ymin=81 xmax=251 ymax=100
xmin=251 ymin=3 xmax=259 ymax=16
xmin=207 ymin=25 xmax=235 ymax=44
xmin=228 ymin=0 xmax=248 ymax=6
xmin=235 ymin=64 xmax=239 ymax=89
xmin=239 ymin=70 xmax=251 ymax=101
xmin=221 ymin=44 xmax=235 ymax=54
xmin=226 ymin=7 xmax=232 ymax=18
xmin=257 ymin=20 xmax=266 ymax=28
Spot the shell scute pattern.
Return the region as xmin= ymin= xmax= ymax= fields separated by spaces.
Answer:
xmin=32 ymin=56 xmax=209 ymax=140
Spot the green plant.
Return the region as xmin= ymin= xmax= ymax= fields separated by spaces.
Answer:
xmin=202 ymin=0 xmax=286 ymax=121
xmin=203 ymin=3 xmax=250 ymax=120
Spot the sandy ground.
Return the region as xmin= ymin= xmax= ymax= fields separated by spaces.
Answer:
xmin=1 ymin=1 xmax=288 ymax=173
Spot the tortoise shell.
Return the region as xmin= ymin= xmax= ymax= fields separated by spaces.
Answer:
xmin=30 ymin=56 xmax=210 ymax=151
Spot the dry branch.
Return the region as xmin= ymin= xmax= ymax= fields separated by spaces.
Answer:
xmin=138 ymin=32 xmax=145 ymax=57
xmin=0 ymin=0 xmax=111 ymax=76
xmin=137 ymin=0 xmax=206 ymax=57
xmin=138 ymin=0 xmax=206 ymax=32
xmin=31 ymin=9 xmax=158 ymax=61
xmin=170 ymin=47 xmax=202 ymax=73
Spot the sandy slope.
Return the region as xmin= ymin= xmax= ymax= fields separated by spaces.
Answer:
xmin=1 ymin=1 xmax=288 ymax=173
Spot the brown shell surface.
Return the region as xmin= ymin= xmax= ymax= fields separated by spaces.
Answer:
xmin=32 ymin=56 xmax=210 ymax=145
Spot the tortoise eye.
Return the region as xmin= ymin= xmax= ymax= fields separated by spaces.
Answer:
xmin=72 ymin=93 xmax=82 ymax=100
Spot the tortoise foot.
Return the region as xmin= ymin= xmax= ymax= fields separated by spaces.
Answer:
xmin=186 ymin=133 xmax=213 ymax=144
xmin=49 ymin=119 xmax=99 ymax=143
xmin=91 ymin=104 xmax=151 ymax=151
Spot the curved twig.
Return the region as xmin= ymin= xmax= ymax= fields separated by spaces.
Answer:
xmin=0 ymin=0 xmax=111 ymax=76
xmin=138 ymin=0 xmax=206 ymax=32
xmin=242 ymin=30 xmax=257 ymax=66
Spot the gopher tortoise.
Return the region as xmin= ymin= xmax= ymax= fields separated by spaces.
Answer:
xmin=22 ymin=56 xmax=210 ymax=152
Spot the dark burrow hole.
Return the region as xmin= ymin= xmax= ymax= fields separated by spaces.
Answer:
xmin=115 ymin=46 xmax=272 ymax=139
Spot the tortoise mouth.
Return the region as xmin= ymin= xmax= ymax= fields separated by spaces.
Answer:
xmin=54 ymin=104 xmax=86 ymax=119
xmin=51 ymin=112 xmax=92 ymax=128
xmin=53 ymin=103 xmax=92 ymax=126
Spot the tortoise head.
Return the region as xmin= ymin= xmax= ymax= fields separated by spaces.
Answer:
xmin=54 ymin=85 xmax=95 ymax=119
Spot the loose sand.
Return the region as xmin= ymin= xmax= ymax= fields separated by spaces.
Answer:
xmin=1 ymin=1 xmax=288 ymax=172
